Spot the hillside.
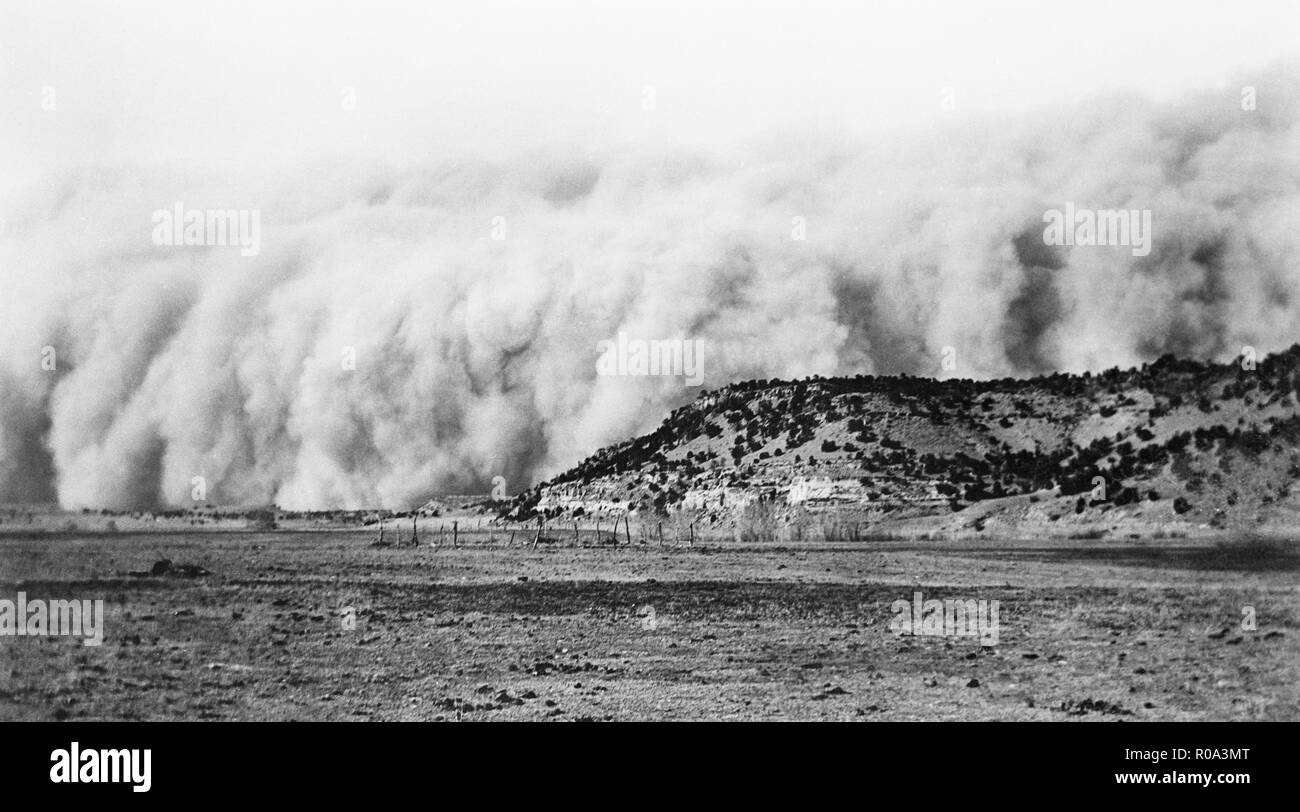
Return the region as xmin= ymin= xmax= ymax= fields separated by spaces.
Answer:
xmin=504 ymin=346 xmax=1300 ymax=539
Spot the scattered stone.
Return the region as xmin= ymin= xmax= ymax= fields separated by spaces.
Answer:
xmin=494 ymin=690 xmax=524 ymax=706
xmin=127 ymin=559 xmax=211 ymax=578
xmin=811 ymin=686 xmax=850 ymax=700
xmin=1058 ymin=698 xmax=1132 ymax=717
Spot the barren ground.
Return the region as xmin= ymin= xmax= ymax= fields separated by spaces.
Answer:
xmin=2 ymin=529 xmax=1298 ymax=721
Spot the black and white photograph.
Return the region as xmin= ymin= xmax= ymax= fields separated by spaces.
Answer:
xmin=1 ymin=0 xmax=1297 ymax=783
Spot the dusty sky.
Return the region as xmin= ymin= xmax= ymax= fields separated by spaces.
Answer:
xmin=3 ymin=0 xmax=1299 ymax=187
xmin=3 ymin=1 xmax=1300 ymax=508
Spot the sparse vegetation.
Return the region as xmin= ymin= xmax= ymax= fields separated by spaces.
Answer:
xmin=498 ymin=344 xmax=1300 ymax=537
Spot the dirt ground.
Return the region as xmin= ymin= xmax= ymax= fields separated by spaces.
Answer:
xmin=2 ymin=530 xmax=1297 ymax=721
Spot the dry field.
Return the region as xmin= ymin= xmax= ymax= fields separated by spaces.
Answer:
xmin=2 ymin=528 xmax=1298 ymax=721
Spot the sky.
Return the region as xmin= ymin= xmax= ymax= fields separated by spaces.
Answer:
xmin=3 ymin=0 xmax=1299 ymax=187
xmin=3 ymin=1 xmax=1300 ymax=507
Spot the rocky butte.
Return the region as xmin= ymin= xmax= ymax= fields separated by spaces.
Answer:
xmin=504 ymin=346 xmax=1300 ymax=540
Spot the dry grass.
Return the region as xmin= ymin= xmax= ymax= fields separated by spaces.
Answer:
xmin=1 ymin=529 xmax=1297 ymax=721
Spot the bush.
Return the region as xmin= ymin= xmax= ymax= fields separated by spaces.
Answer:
xmin=735 ymin=501 xmax=778 ymax=543
xmin=248 ymin=509 xmax=278 ymax=530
